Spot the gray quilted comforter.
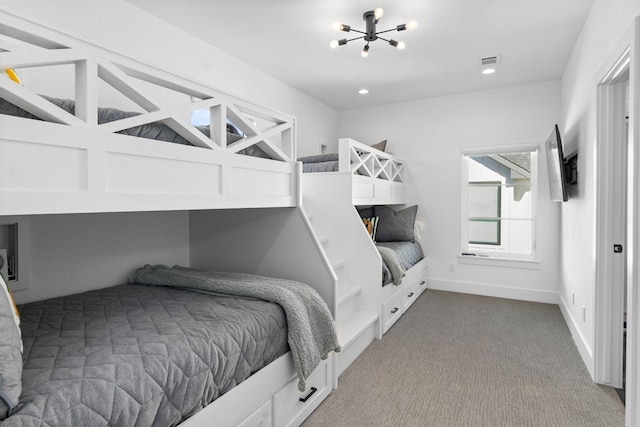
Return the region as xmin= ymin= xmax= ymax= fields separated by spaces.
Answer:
xmin=5 ymin=284 xmax=289 ymax=427
xmin=130 ymin=265 xmax=341 ymax=392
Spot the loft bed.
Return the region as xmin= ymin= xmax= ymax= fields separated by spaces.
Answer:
xmin=0 ymin=11 xmax=339 ymax=427
xmin=0 ymin=13 xmax=297 ymax=217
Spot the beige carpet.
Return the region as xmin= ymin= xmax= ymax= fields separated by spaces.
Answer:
xmin=303 ymin=290 xmax=625 ymax=427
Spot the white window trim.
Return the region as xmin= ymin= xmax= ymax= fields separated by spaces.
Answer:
xmin=460 ymin=144 xmax=539 ymax=264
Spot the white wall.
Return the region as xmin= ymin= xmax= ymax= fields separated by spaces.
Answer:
xmin=339 ymin=80 xmax=561 ymax=303
xmin=9 ymin=211 xmax=190 ymax=304
xmin=560 ymin=0 xmax=640 ymax=371
xmin=0 ymin=0 xmax=338 ymax=157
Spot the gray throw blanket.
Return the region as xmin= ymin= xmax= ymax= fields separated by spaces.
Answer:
xmin=377 ymin=246 xmax=406 ymax=285
xmin=129 ymin=265 xmax=340 ymax=391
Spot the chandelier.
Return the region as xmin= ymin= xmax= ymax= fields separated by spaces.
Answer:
xmin=330 ymin=8 xmax=417 ymax=57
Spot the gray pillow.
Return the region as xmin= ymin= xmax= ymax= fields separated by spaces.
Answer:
xmin=0 ymin=276 xmax=22 ymax=420
xmin=375 ymin=205 xmax=418 ymax=242
xmin=370 ymin=140 xmax=387 ymax=152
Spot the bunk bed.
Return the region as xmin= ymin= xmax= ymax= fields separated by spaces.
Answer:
xmin=0 ymin=11 xmax=339 ymax=427
xmin=300 ymin=137 xmax=429 ymax=373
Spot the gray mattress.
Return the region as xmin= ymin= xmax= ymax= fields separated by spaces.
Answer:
xmin=378 ymin=241 xmax=424 ymax=286
xmin=303 ymin=161 xmax=339 ymax=173
xmin=298 ymin=153 xmax=339 ymax=173
xmin=5 ymin=284 xmax=289 ymax=427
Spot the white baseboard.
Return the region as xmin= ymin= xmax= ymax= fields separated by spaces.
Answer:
xmin=427 ymin=278 xmax=559 ymax=304
xmin=558 ymin=294 xmax=595 ymax=380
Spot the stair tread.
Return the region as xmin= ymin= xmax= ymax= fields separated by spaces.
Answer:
xmin=337 ymin=285 xmax=362 ymax=305
xmin=338 ymin=311 xmax=378 ymax=348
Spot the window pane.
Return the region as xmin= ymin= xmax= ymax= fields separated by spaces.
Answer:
xmin=468 ymin=182 xmax=500 ymax=218
xmin=501 ymin=219 xmax=532 ymax=254
xmin=469 ymin=220 xmax=500 ymax=245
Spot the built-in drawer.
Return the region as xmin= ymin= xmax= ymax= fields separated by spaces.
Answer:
xmin=415 ymin=279 xmax=427 ymax=298
xmin=403 ymin=282 xmax=418 ymax=311
xmin=235 ymin=399 xmax=272 ymax=427
xmin=382 ymin=292 xmax=403 ymax=333
xmin=273 ymin=359 xmax=330 ymax=427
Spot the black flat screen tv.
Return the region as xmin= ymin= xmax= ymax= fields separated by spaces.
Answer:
xmin=545 ymin=124 xmax=569 ymax=202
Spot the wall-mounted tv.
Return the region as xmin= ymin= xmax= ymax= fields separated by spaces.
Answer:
xmin=545 ymin=124 xmax=569 ymax=202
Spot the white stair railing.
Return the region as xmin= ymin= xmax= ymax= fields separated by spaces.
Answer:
xmin=338 ymin=138 xmax=405 ymax=182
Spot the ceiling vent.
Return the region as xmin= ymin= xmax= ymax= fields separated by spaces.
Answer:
xmin=480 ymin=55 xmax=501 ymax=67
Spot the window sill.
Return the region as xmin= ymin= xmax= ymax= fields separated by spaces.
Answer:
xmin=458 ymin=254 xmax=540 ymax=270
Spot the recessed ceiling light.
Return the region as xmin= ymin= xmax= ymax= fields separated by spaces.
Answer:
xmin=482 ymin=68 xmax=496 ymax=75
xmin=358 ymin=89 xmax=369 ymax=95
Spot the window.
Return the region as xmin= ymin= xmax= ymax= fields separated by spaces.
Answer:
xmin=461 ymin=147 xmax=537 ymax=260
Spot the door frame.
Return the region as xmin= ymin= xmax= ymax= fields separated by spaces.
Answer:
xmin=595 ymin=47 xmax=629 ymax=389
xmin=594 ymin=17 xmax=639 ymax=426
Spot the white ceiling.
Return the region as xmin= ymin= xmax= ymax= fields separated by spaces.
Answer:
xmin=127 ymin=0 xmax=593 ymax=111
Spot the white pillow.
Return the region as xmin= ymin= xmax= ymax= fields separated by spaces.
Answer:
xmin=414 ymin=219 xmax=425 ymax=246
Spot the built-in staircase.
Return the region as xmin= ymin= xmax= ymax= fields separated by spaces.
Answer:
xmin=302 ymin=172 xmax=381 ymax=377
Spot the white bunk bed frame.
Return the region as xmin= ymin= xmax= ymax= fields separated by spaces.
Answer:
xmin=301 ymin=138 xmax=426 ymax=376
xmin=0 ymin=11 xmax=337 ymax=427
xmin=0 ymin=12 xmax=297 ymax=216
xmin=301 ymin=137 xmax=428 ymax=377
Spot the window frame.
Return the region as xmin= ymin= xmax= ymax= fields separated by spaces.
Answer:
xmin=460 ymin=144 xmax=539 ymax=262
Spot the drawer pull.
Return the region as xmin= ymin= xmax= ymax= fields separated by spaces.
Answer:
xmin=390 ymin=307 xmax=399 ymax=314
xmin=419 ymin=280 xmax=426 ymax=286
xmin=299 ymin=387 xmax=318 ymax=403
xmin=408 ymin=292 xmax=414 ymax=298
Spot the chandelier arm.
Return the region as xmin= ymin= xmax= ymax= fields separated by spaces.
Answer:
xmin=348 ymin=28 xmax=367 ymax=36
xmin=345 ymin=36 xmax=365 ymax=43
xmin=376 ymin=35 xmax=391 ymax=43
xmin=375 ymin=28 xmax=399 ymax=35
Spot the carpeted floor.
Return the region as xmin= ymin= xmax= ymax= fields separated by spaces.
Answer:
xmin=303 ymin=290 xmax=625 ymax=427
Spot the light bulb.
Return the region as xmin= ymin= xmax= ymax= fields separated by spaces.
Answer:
xmin=397 ymin=41 xmax=406 ymax=50
xmin=358 ymin=89 xmax=369 ymax=95
xmin=407 ymin=20 xmax=418 ymax=30
xmin=482 ymin=68 xmax=496 ymax=75
xmin=332 ymin=22 xmax=342 ymax=32
xmin=361 ymin=45 xmax=370 ymax=58
xmin=330 ymin=40 xmax=339 ymax=49
xmin=374 ymin=8 xmax=384 ymax=20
